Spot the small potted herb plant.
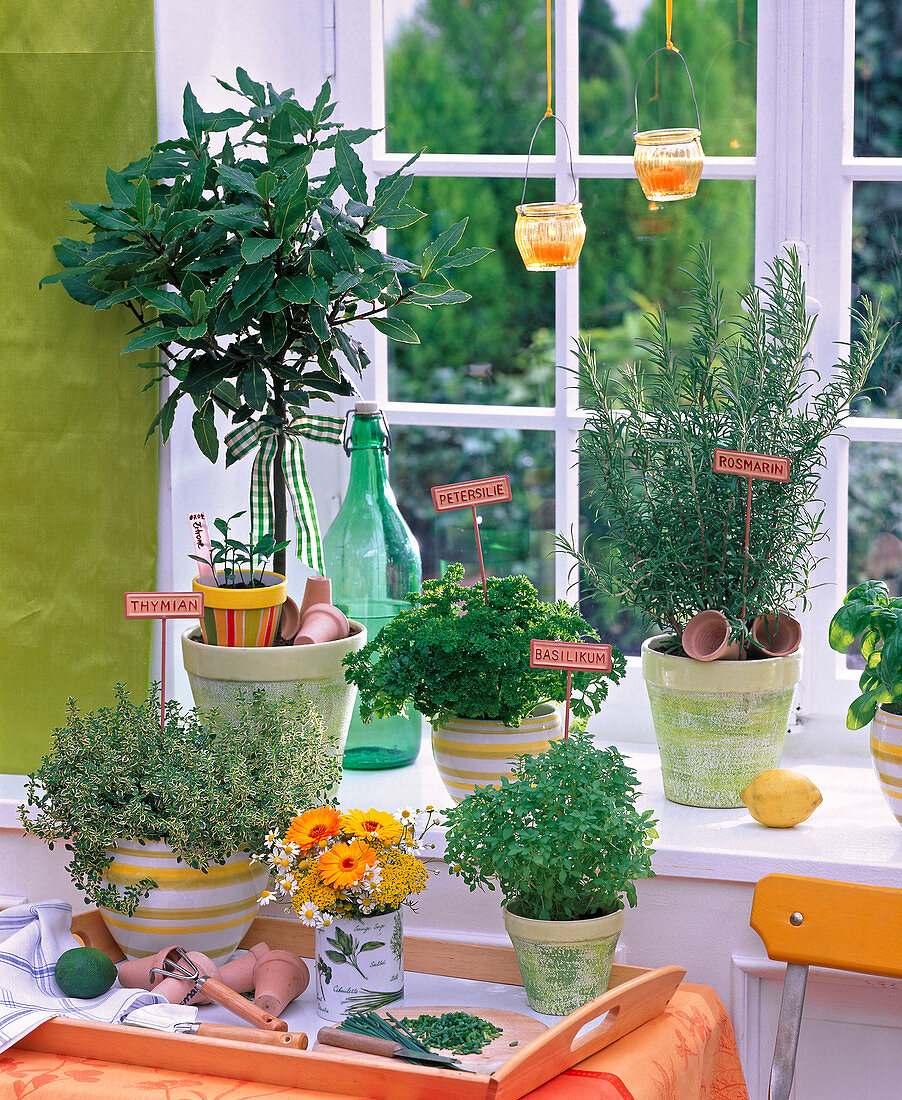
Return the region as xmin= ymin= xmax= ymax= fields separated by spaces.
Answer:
xmin=829 ymin=580 xmax=902 ymax=828
xmin=190 ymin=511 xmax=290 ymax=647
xmin=444 ymin=732 xmax=657 ymax=1015
xmin=343 ymin=563 xmax=626 ymax=801
xmin=564 ymin=246 xmax=885 ymax=808
xmin=19 ymin=683 xmax=340 ymax=960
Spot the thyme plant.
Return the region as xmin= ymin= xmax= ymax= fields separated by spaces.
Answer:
xmin=343 ymin=563 xmax=626 ymax=727
xmin=564 ymin=247 xmax=885 ymax=648
xmin=20 ymin=684 xmax=340 ymax=914
xmin=443 ymin=732 xmax=657 ymax=922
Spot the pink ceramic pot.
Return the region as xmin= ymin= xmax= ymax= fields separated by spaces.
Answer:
xmin=217 ymin=941 xmax=271 ymax=994
xmin=117 ymin=945 xmax=183 ymax=990
xmin=298 ymin=575 xmax=333 ymax=621
xmin=750 ymin=611 xmax=802 ymax=657
xmin=150 ymin=950 xmax=220 ymax=1005
xmin=253 ymin=949 xmax=310 ymax=1015
xmin=681 ymin=610 xmax=741 ymax=661
xmin=294 ymin=603 xmax=349 ymax=646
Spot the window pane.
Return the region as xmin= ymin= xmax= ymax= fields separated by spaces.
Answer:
xmin=580 ymin=0 xmax=757 ymax=157
xmin=854 ymin=0 xmax=902 ymax=157
xmin=576 ymin=178 xmax=755 ymax=656
xmin=850 ymin=182 xmax=902 ymax=415
xmin=389 ymin=426 xmax=555 ymax=601
xmin=387 ymin=177 xmax=556 ymax=406
xmin=384 ymin=0 xmax=554 ymax=157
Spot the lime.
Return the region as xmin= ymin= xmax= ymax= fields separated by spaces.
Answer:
xmin=54 ymin=946 xmax=118 ymax=998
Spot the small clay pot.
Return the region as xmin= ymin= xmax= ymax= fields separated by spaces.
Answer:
xmin=750 ymin=611 xmax=802 ymax=657
xmin=294 ymin=603 xmax=349 ymax=646
xmin=150 ymin=950 xmax=220 ymax=1005
xmin=217 ymin=941 xmax=271 ymax=994
xmin=278 ymin=597 xmax=301 ymax=643
xmin=681 ymin=610 xmax=741 ymax=661
xmin=117 ymin=945 xmax=184 ymax=990
xmin=298 ymin=575 xmax=333 ymax=621
xmin=253 ymin=949 xmax=310 ymax=1015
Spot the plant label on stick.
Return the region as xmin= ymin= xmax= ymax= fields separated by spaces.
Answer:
xmin=713 ymin=448 xmax=791 ymax=644
xmin=430 ymin=475 xmax=512 ymax=601
xmin=124 ymin=591 xmax=204 ymax=730
xmin=712 ymin=448 xmax=790 ymax=483
xmin=530 ymin=639 xmax=613 ymax=739
xmin=188 ymin=512 xmax=216 ymax=583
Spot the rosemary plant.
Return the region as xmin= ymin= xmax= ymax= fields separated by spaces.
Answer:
xmin=565 ymin=246 xmax=885 ymax=648
xmin=19 ymin=684 xmax=340 ymax=914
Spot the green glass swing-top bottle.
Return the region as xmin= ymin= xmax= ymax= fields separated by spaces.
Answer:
xmin=323 ymin=402 xmax=423 ymax=769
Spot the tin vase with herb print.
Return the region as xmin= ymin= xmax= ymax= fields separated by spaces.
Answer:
xmin=314 ymin=909 xmax=403 ymax=1019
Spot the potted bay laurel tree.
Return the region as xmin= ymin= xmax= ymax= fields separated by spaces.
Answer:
xmin=443 ymin=731 xmax=657 ymax=1015
xmin=19 ymin=683 xmax=341 ymax=960
xmin=41 ymin=68 xmax=487 ymax=734
xmin=829 ymin=580 xmax=902 ymax=828
xmin=563 ymin=246 xmax=885 ymax=808
xmin=343 ymin=563 xmax=626 ymax=800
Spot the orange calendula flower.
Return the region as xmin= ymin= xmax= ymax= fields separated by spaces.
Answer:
xmin=284 ymin=806 xmax=342 ymax=851
xmin=341 ymin=808 xmax=403 ymax=844
xmin=318 ymin=840 xmax=376 ymax=887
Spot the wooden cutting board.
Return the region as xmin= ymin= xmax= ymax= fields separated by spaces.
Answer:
xmin=315 ymin=1005 xmax=549 ymax=1074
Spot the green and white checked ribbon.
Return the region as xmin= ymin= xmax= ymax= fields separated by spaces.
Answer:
xmin=224 ymin=414 xmax=345 ymax=574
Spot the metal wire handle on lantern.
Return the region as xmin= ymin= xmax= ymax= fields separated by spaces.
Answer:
xmin=632 ymin=4 xmax=704 ymax=202
xmin=513 ymin=0 xmax=586 ymax=271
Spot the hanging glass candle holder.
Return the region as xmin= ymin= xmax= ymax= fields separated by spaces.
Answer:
xmin=633 ymin=47 xmax=704 ymax=202
xmin=515 ymin=114 xmax=585 ymax=271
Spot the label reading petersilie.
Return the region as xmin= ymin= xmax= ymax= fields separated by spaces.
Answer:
xmin=530 ymin=639 xmax=613 ymax=673
xmin=124 ymin=592 xmax=204 ymax=619
xmin=712 ymin=448 xmax=790 ymax=483
xmin=431 ymin=475 xmax=512 ymax=512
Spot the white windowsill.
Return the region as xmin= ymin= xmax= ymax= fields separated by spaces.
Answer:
xmin=6 ymin=729 xmax=901 ymax=891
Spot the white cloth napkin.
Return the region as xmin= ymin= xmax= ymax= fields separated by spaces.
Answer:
xmin=0 ymin=899 xmax=164 ymax=1052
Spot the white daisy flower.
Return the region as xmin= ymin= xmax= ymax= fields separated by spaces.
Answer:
xmin=396 ymin=806 xmax=417 ymax=822
xmin=320 ymin=912 xmax=335 ymax=927
xmin=257 ymin=890 xmax=274 ymax=906
xmin=297 ymin=902 xmax=321 ymax=926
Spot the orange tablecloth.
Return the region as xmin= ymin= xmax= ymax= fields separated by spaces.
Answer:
xmin=1 ymin=985 xmax=748 ymax=1100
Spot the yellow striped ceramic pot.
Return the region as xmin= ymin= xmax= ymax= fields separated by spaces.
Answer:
xmin=431 ymin=702 xmax=563 ymax=803
xmin=870 ymin=708 xmax=902 ymax=827
xmin=98 ymin=840 xmax=269 ymax=961
xmin=193 ymin=571 xmax=287 ymax=647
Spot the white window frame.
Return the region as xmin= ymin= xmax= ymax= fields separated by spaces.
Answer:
xmin=331 ymin=0 xmax=902 ymax=752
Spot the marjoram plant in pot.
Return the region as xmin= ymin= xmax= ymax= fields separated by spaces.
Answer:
xmin=41 ymin=69 xmax=488 ymax=735
xmin=563 ymin=245 xmax=885 ymax=808
xmin=829 ymin=580 xmax=902 ymax=827
xmin=444 ymin=731 xmax=657 ymax=1015
xmin=19 ymin=683 xmax=340 ymax=960
xmin=343 ymin=562 xmax=626 ymax=801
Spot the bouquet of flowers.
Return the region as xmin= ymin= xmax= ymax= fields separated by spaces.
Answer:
xmin=256 ymin=805 xmax=436 ymax=926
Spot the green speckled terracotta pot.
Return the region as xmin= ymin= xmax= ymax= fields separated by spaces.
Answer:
xmin=181 ymin=623 xmax=366 ymax=769
xmin=503 ymin=905 xmax=623 ymax=1015
xmin=641 ymin=634 xmax=802 ymax=808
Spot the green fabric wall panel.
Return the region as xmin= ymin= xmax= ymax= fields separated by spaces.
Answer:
xmin=0 ymin=3 xmax=158 ymax=774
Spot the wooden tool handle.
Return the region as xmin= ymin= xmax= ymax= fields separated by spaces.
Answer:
xmin=200 ymin=977 xmax=288 ymax=1031
xmin=195 ymin=1024 xmax=307 ymax=1048
xmin=317 ymin=1026 xmax=401 ymax=1058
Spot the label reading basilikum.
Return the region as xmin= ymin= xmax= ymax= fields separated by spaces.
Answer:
xmin=530 ymin=639 xmax=613 ymax=672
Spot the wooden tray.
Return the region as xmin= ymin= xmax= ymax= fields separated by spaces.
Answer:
xmin=16 ymin=910 xmax=685 ymax=1100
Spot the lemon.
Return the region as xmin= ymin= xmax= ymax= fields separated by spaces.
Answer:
xmin=54 ymin=946 xmax=118 ymax=999
xmin=741 ymin=769 xmax=823 ymax=828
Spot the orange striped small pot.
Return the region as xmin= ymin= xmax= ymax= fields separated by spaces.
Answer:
xmin=870 ymin=707 xmax=902 ymax=827
xmin=99 ymin=840 xmax=269 ymax=961
xmin=431 ymin=703 xmax=563 ymax=803
xmin=193 ymin=571 xmax=286 ymax=647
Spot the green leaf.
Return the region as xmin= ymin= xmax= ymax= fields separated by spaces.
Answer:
xmin=177 ymin=322 xmax=208 ymax=341
xmin=138 ymin=287 xmax=193 ymax=321
xmin=406 ymin=288 xmax=471 ymax=306
xmin=847 ymin=688 xmax=884 ymax=730
xmin=358 ymin=941 xmax=383 ymax=952
xmin=146 ymin=391 xmax=179 ymax=443
xmin=324 ymin=950 xmax=347 ymax=965
xmin=255 ymin=171 xmax=278 ymax=202
xmin=327 ymin=230 xmax=356 ymax=271
xmin=69 ymin=202 xmax=138 ymax=234
xmin=192 ymin=402 xmax=219 ymax=462
xmin=371 ymin=205 xmax=426 ymax=229
xmin=261 ymin=312 xmax=289 ymax=356
xmin=240 ymin=237 xmax=281 ymax=264
xmin=311 ymin=79 xmax=333 ymax=124
xmin=828 ymin=601 xmax=873 ymax=652
xmin=122 ymin=325 xmax=180 ymax=354
xmin=438 ymin=246 xmax=494 ymax=269
xmin=93 ymin=286 xmax=143 ymax=311
xmin=183 ymin=84 xmax=205 ymax=149
xmin=333 ymin=130 xmax=367 ymax=203
xmin=208 ymin=265 xmax=241 ymax=305
xmin=421 ymin=218 xmax=468 ymax=277
xmin=182 ymin=358 xmax=229 ymax=397
xmin=201 ymin=107 xmax=247 ymax=131
xmin=59 ymin=274 xmax=105 ymax=306
xmin=308 ymin=302 xmax=330 ymax=343
xmin=272 ymin=166 xmax=309 ymax=239
xmin=231 ymin=261 xmax=275 ymax=308
xmin=276 ymin=274 xmax=315 ymax=304
xmin=214 ymin=163 xmax=260 ymax=197
xmin=371 ymin=316 xmax=420 ymax=343
xmin=134 ymin=177 xmax=152 ymax=224
xmin=181 ymin=151 xmax=210 ymax=210
xmin=106 ymin=168 xmax=136 ymax=206
xmin=331 ymin=270 xmax=361 ymax=295
xmin=239 ymin=363 xmax=268 ymax=410
xmin=235 ymin=67 xmax=266 ymax=107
